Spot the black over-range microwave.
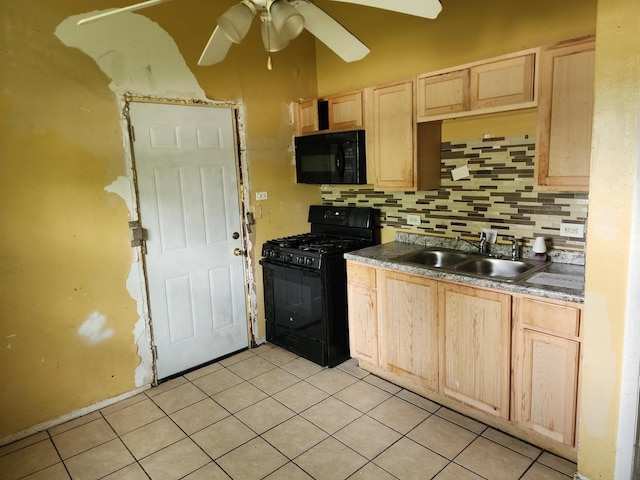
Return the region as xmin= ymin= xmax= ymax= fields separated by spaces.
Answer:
xmin=294 ymin=130 xmax=366 ymax=184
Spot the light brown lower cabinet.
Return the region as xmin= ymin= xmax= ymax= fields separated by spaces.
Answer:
xmin=346 ymin=263 xmax=378 ymax=365
xmin=379 ymin=270 xmax=439 ymax=390
xmin=345 ymin=260 xmax=583 ymax=458
xmin=438 ymin=283 xmax=512 ymax=419
xmin=512 ymin=297 xmax=582 ymax=446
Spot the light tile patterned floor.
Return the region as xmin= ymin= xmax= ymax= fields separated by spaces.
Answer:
xmin=0 ymin=344 xmax=578 ymax=480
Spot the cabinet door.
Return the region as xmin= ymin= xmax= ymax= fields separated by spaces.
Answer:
xmin=296 ymin=98 xmax=319 ymax=134
xmin=329 ymin=92 xmax=363 ymax=130
xmin=417 ymin=70 xmax=470 ymax=120
xmin=379 ymin=271 xmax=439 ymax=390
xmin=439 ymin=283 xmax=511 ymax=418
xmin=536 ymin=37 xmax=595 ymax=190
xmin=514 ymin=329 xmax=579 ymax=446
xmin=469 ymin=54 xmax=535 ymax=110
xmin=513 ymin=296 xmax=581 ymax=447
xmin=347 ymin=263 xmax=378 ymax=365
xmin=368 ymin=81 xmax=416 ymax=190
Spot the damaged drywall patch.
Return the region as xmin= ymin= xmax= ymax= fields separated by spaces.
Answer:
xmin=127 ymin=262 xmax=154 ymax=387
xmin=55 ymin=11 xmax=257 ymax=386
xmin=55 ymin=11 xmax=209 ymax=387
xmin=105 ymin=174 xmax=154 ymax=387
xmin=78 ymin=311 xmax=114 ymax=344
xmin=55 ymin=11 xmax=206 ymax=99
xmin=105 ymin=176 xmax=134 ymax=217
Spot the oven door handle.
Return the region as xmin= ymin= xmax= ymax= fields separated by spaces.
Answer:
xmin=259 ymin=259 xmax=320 ymax=275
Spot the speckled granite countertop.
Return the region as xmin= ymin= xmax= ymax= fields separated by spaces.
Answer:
xmin=345 ymin=233 xmax=585 ymax=304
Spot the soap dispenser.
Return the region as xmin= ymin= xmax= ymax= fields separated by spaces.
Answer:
xmin=532 ymin=236 xmax=547 ymax=261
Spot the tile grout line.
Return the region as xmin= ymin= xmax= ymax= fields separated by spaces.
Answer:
xmin=4 ymin=345 xmax=577 ymax=480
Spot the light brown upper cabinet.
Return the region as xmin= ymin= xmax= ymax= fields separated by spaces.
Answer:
xmin=535 ymin=37 xmax=595 ymax=191
xmin=469 ymin=54 xmax=535 ymax=110
xmin=366 ymin=80 xmax=442 ymax=191
xmin=328 ymin=92 xmax=363 ymax=131
xmin=294 ymin=91 xmax=363 ymax=135
xmin=417 ymin=70 xmax=470 ymax=118
xmin=296 ymin=98 xmax=320 ymax=135
xmin=417 ymin=49 xmax=538 ymax=122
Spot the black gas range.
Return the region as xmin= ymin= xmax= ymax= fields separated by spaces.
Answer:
xmin=260 ymin=205 xmax=379 ymax=367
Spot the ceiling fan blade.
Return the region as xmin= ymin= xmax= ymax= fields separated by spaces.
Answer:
xmin=329 ymin=0 xmax=442 ymax=19
xmin=77 ymin=0 xmax=174 ymax=25
xmin=198 ymin=26 xmax=234 ymax=66
xmin=291 ymin=0 xmax=369 ymax=62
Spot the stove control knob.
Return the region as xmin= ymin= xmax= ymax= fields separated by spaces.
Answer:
xmin=305 ymin=258 xmax=313 ymax=266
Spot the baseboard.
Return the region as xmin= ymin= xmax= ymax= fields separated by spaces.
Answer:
xmin=0 ymin=385 xmax=151 ymax=447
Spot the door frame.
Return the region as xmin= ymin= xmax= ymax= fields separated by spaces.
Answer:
xmin=122 ymin=95 xmax=256 ymax=385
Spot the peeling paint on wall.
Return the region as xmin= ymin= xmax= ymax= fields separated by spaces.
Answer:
xmin=78 ymin=311 xmax=114 ymax=344
xmin=55 ymin=12 xmax=206 ymax=99
xmin=55 ymin=11 xmax=210 ymax=386
xmin=105 ymin=176 xmax=135 ymax=219
xmin=55 ymin=11 xmax=255 ymax=387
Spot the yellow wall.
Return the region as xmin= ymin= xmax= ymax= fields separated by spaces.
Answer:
xmin=315 ymin=0 xmax=596 ymax=95
xmin=578 ymin=0 xmax=640 ymax=477
xmin=0 ymin=0 xmax=319 ymax=439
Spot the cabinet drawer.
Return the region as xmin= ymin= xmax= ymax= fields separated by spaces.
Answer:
xmin=520 ymin=297 xmax=580 ymax=337
xmin=347 ymin=263 xmax=376 ymax=288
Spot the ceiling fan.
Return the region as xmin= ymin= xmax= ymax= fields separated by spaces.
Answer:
xmin=77 ymin=0 xmax=442 ymax=68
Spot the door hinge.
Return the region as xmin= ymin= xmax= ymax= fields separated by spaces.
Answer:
xmin=152 ymin=345 xmax=158 ymax=361
xmin=129 ymin=124 xmax=136 ymax=142
xmin=128 ymin=220 xmax=147 ymax=253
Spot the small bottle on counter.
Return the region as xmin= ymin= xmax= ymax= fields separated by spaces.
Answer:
xmin=532 ymin=236 xmax=547 ymax=261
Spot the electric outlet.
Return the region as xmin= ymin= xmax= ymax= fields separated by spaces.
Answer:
xmin=255 ymin=191 xmax=268 ymax=201
xmin=406 ymin=214 xmax=421 ymax=226
xmin=560 ymin=222 xmax=585 ymax=238
xmin=481 ymin=228 xmax=498 ymax=244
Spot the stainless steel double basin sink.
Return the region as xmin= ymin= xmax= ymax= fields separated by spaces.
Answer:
xmin=392 ymin=247 xmax=548 ymax=281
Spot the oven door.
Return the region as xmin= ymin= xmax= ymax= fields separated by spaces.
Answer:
xmin=261 ymin=260 xmax=327 ymax=363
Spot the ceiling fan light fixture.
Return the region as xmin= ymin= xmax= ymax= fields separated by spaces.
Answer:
xmin=218 ymin=0 xmax=257 ymax=44
xmin=260 ymin=14 xmax=289 ymax=52
xmin=269 ymin=0 xmax=304 ymax=41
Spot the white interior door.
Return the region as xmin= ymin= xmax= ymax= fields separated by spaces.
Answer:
xmin=129 ymin=102 xmax=249 ymax=380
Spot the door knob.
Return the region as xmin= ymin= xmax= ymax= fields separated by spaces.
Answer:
xmin=233 ymin=248 xmax=245 ymax=256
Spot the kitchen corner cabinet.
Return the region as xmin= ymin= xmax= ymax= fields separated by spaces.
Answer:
xmin=378 ymin=270 xmax=439 ymax=390
xmin=366 ymin=80 xmax=441 ymax=191
xmin=346 ymin=263 xmax=378 ymax=365
xmin=535 ymin=36 xmax=595 ymax=191
xmin=294 ymin=91 xmax=363 ymax=135
xmin=513 ymin=297 xmax=582 ymax=446
xmin=439 ymin=283 xmax=512 ymax=419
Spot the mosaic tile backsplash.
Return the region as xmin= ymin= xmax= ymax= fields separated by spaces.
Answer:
xmin=322 ymin=135 xmax=588 ymax=250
